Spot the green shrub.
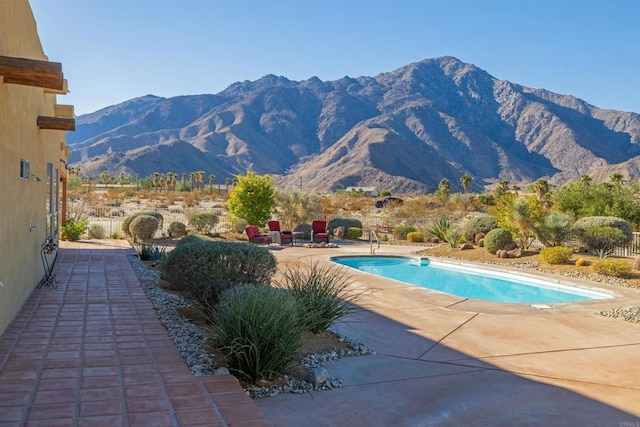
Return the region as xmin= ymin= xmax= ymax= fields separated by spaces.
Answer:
xmin=62 ymin=218 xmax=88 ymax=241
xmin=539 ymin=246 xmax=573 ymax=264
xmin=407 ymin=231 xmax=424 ymax=242
xmin=167 ymin=221 xmax=187 ymax=238
xmin=110 ymin=231 xmax=122 ymax=239
xmin=161 ymin=241 xmax=277 ymax=306
xmin=122 ymin=211 xmax=164 ymax=237
xmin=206 ymin=285 xmax=305 ymax=383
xmin=582 ymin=226 xmax=627 ymax=259
xmin=379 ymin=189 xmax=391 ymax=197
xmin=327 ymin=218 xmax=363 ymax=235
xmin=591 ymin=259 xmax=632 ymax=277
xmin=393 ymin=225 xmax=417 ymax=240
xmin=345 ymin=227 xmax=363 ymax=239
xmin=294 ymin=223 xmax=311 ymax=239
xmin=461 ymin=215 xmax=497 ymax=243
xmin=175 ymin=234 xmax=214 ymax=247
xmin=232 ymin=218 xmax=248 ymax=233
xmin=574 ymin=216 xmax=633 ymax=243
xmin=484 ymin=228 xmax=513 ymax=254
xmin=426 ymin=217 xmax=453 ymax=242
xmin=188 ymin=212 xmax=219 ymax=233
xmin=444 ymin=228 xmax=462 ymax=250
xmin=129 ymin=214 xmax=159 ymax=241
xmin=87 ymin=224 xmax=106 ymax=239
xmin=538 ymin=211 xmax=574 ymax=247
xmin=276 ymin=262 xmax=360 ymax=334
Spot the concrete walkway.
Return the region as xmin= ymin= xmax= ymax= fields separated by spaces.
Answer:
xmin=0 ymin=240 xmax=267 ymax=426
xmin=257 ymin=242 xmax=640 ymax=426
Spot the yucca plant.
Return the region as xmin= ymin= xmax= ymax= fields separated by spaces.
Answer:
xmin=276 ymin=262 xmax=362 ymax=333
xmin=426 ymin=216 xmax=453 ymax=242
xmin=206 ymin=285 xmax=305 ymax=383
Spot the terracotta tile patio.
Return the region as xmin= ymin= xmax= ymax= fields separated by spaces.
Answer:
xmin=0 ymin=240 xmax=269 ymax=427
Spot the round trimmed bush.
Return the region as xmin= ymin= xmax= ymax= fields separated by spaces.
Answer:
xmin=539 ymin=246 xmax=573 ymax=264
xmin=461 ymin=215 xmax=498 ymax=243
xmin=591 ymin=259 xmax=632 ymax=278
xmin=232 ymin=218 xmax=249 ymax=233
xmin=484 ymin=228 xmax=513 ymax=254
xmin=407 ymin=231 xmax=425 ymax=242
xmin=188 ymin=212 xmax=219 ymax=233
xmin=573 ymin=216 xmax=633 ymax=243
xmin=161 ymin=241 xmax=277 ymax=306
xmin=393 ymin=225 xmax=417 ymax=240
xmin=167 ymin=221 xmax=187 ymax=238
xmin=122 ymin=211 xmax=164 ymax=237
xmin=345 ymin=227 xmax=363 ymax=239
xmin=327 ymin=218 xmax=363 ymax=235
xmin=129 ymin=215 xmax=159 ymax=241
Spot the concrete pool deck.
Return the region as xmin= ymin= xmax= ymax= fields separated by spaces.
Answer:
xmin=257 ymin=241 xmax=640 ymax=426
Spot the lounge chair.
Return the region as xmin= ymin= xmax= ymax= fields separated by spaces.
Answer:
xmin=267 ymin=220 xmax=293 ymax=245
xmin=311 ymin=220 xmax=329 ymax=243
xmin=245 ymin=225 xmax=272 ymax=245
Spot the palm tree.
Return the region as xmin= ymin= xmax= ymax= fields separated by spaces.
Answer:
xmin=197 ymin=171 xmax=205 ymax=191
xmin=151 ymin=172 xmax=160 ymax=192
xmin=209 ymin=174 xmax=215 ymax=193
xmin=609 ymin=172 xmax=625 ymax=189
xmin=494 ymin=179 xmax=510 ymax=196
xmin=225 ymin=178 xmax=231 ymax=194
xmin=118 ymin=172 xmax=126 ymax=187
xmin=529 ymin=178 xmax=551 ymax=202
xmin=100 ymin=171 xmax=110 ymax=188
xmin=181 ymin=173 xmax=186 ymax=191
xmin=460 ymin=173 xmax=473 ymax=194
xmin=579 ymin=174 xmax=593 ymax=186
xmin=189 ymin=172 xmax=196 ymax=191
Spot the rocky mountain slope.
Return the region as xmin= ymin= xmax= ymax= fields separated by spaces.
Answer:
xmin=66 ymin=56 xmax=640 ymax=193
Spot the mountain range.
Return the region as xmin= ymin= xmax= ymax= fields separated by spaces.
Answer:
xmin=66 ymin=56 xmax=640 ymax=193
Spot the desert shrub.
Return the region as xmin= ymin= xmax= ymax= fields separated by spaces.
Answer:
xmin=206 ymin=285 xmax=305 ymax=383
xmin=294 ymin=223 xmax=312 ymax=239
xmin=345 ymin=227 xmax=363 ymax=239
xmin=188 ymin=212 xmax=219 ymax=233
xmin=175 ymin=234 xmax=214 ymax=247
xmin=327 ymin=218 xmax=363 ymax=235
xmin=167 ymin=221 xmax=187 ymax=238
xmin=538 ymin=211 xmax=574 ymax=247
xmin=393 ymin=225 xmax=417 ymax=240
xmin=426 ymin=217 xmax=453 ymax=242
xmin=122 ymin=211 xmax=164 ymax=237
xmin=461 ymin=215 xmax=498 ymax=243
xmin=62 ymin=218 xmax=88 ymax=241
xmin=161 ymin=241 xmax=277 ymax=306
xmin=87 ymin=224 xmax=106 ymax=239
xmin=575 ymin=259 xmax=590 ymax=267
xmin=591 ymin=259 xmax=632 ymax=278
xmin=444 ymin=228 xmax=462 ymax=250
xmin=138 ymin=242 xmax=166 ymax=261
xmin=129 ymin=215 xmax=159 ymax=241
xmin=110 ymin=231 xmax=122 ymax=239
xmin=232 ymin=218 xmax=249 ymax=233
xmin=539 ymin=246 xmax=573 ymax=264
xmin=484 ymin=228 xmax=513 ymax=254
xmin=573 ymin=216 xmax=633 ymax=243
xmin=582 ymin=226 xmax=627 ymax=259
xmin=476 ymin=194 xmax=495 ymax=206
xmin=407 ymin=231 xmax=424 ymax=242
xmin=276 ymin=262 xmax=360 ymax=334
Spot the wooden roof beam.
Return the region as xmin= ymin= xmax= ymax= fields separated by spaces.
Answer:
xmin=0 ymin=55 xmax=63 ymax=91
xmin=37 ymin=116 xmax=75 ymax=131
xmin=54 ymin=104 xmax=74 ymax=118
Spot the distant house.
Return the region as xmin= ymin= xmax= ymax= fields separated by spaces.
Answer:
xmin=0 ymin=0 xmax=74 ymax=335
xmin=345 ymin=186 xmax=379 ymax=197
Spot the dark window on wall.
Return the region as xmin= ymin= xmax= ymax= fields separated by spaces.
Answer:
xmin=20 ymin=159 xmax=30 ymax=179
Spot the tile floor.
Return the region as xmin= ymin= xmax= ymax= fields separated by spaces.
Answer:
xmin=0 ymin=240 xmax=268 ymax=427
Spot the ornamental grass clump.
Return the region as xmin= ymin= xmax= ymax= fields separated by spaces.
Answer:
xmin=161 ymin=241 xmax=277 ymax=306
xmin=206 ymin=285 xmax=305 ymax=383
xmin=276 ymin=262 xmax=361 ymax=334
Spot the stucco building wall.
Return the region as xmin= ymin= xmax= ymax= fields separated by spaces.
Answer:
xmin=0 ymin=0 xmax=69 ymax=334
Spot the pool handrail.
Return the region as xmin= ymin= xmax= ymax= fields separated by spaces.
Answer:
xmin=369 ymin=230 xmax=380 ymax=255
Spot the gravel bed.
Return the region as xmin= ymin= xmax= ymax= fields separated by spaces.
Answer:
xmin=128 ymin=255 xmax=374 ymax=398
xmin=599 ymin=306 xmax=640 ymax=323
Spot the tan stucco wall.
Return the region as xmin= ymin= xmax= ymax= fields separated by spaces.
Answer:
xmin=0 ymin=0 xmax=68 ymax=334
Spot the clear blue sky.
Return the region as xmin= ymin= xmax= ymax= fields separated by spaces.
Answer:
xmin=30 ymin=0 xmax=640 ymax=116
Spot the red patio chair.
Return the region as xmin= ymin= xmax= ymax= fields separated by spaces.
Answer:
xmin=311 ymin=220 xmax=329 ymax=243
xmin=267 ymin=220 xmax=293 ymax=245
xmin=245 ymin=225 xmax=272 ymax=245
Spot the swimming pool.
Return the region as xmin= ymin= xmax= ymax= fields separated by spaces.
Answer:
xmin=331 ymin=256 xmax=612 ymax=304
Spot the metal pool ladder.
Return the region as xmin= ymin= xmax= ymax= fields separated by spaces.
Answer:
xmin=369 ymin=230 xmax=380 ymax=255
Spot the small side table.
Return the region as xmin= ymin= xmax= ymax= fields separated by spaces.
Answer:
xmin=269 ymin=231 xmax=281 ymax=245
xmin=293 ymin=232 xmax=305 ymax=245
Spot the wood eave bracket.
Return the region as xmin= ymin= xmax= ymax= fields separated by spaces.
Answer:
xmin=0 ymin=55 xmax=63 ymax=91
xmin=37 ymin=116 xmax=75 ymax=131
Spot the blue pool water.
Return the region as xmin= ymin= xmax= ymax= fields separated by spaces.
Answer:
xmin=331 ymin=256 xmax=611 ymax=304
